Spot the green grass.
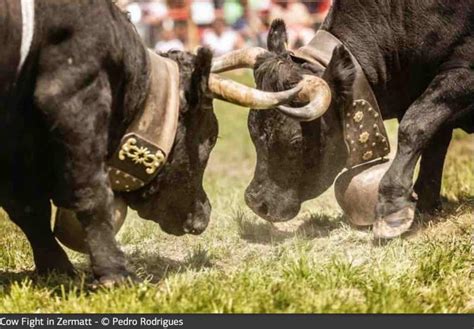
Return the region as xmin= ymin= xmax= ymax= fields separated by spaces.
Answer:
xmin=0 ymin=71 xmax=472 ymax=313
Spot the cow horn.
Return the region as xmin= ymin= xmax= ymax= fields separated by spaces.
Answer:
xmin=209 ymin=73 xmax=302 ymax=109
xmin=211 ymin=47 xmax=268 ymax=73
xmin=277 ymin=75 xmax=332 ymax=122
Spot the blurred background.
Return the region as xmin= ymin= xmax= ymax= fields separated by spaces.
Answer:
xmin=116 ymin=0 xmax=332 ymax=54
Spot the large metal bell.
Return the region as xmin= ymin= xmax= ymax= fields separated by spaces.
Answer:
xmin=334 ymin=160 xmax=391 ymax=226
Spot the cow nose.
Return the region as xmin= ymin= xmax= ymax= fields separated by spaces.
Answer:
xmin=183 ymin=221 xmax=206 ymax=235
xmin=254 ymin=201 xmax=272 ymax=218
xmin=183 ymin=214 xmax=207 ymax=235
xmin=257 ymin=201 xmax=269 ymax=216
xmin=245 ymin=191 xmax=270 ymax=217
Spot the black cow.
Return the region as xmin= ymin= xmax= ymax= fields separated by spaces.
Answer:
xmin=243 ymin=1 xmax=473 ymax=239
xmin=0 ymin=0 xmax=290 ymax=284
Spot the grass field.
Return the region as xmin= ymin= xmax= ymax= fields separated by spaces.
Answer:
xmin=0 ymin=72 xmax=472 ymax=313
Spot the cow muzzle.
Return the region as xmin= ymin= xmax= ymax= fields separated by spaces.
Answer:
xmin=157 ymin=202 xmax=210 ymax=236
xmin=245 ymin=181 xmax=300 ymax=222
xmin=182 ymin=199 xmax=211 ymax=235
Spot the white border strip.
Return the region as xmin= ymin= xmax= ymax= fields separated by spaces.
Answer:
xmin=17 ymin=0 xmax=35 ymax=74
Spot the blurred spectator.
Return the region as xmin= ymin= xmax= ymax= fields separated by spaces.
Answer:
xmin=269 ymin=0 xmax=312 ymax=28
xmin=201 ymin=16 xmax=244 ymax=56
xmin=304 ymin=0 xmax=332 ymax=27
xmin=142 ymin=0 xmax=168 ymax=25
xmin=155 ymin=19 xmax=185 ymax=52
xmin=227 ymin=0 xmax=267 ymax=47
xmin=191 ymin=0 xmax=216 ymax=26
xmin=118 ymin=0 xmax=332 ymax=53
xmin=269 ymin=0 xmax=315 ymax=49
xmin=222 ymin=0 xmax=242 ymax=25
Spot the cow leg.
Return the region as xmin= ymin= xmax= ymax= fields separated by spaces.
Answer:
xmin=74 ymin=185 xmax=133 ymax=285
xmin=414 ymin=128 xmax=452 ymax=213
xmin=3 ymin=199 xmax=74 ymax=275
xmin=35 ymin=70 xmax=132 ymax=285
xmin=374 ymin=69 xmax=472 ymax=239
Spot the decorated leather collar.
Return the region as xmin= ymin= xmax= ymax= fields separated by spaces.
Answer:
xmin=291 ymin=30 xmax=390 ymax=168
xmin=108 ymin=50 xmax=180 ymax=192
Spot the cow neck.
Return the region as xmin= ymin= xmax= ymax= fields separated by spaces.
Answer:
xmin=291 ymin=30 xmax=390 ymax=168
xmin=107 ymin=50 xmax=180 ymax=192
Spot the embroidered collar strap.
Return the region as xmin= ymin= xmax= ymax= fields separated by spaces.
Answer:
xmin=108 ymin=50 xmax=180 ymax=192
xmin=291 ymin=30 xmax=390 ymax=168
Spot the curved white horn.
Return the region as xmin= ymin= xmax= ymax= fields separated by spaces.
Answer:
xmin=209 ymin=74 xmax=302 ymax=109
xmin=277 ymin=75 xmax=332 ymax=122
xmin=211 ymin=47 xmax=269 ymax=73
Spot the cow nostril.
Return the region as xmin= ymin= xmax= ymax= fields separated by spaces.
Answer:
xmin=258 ymin=202 xmax=269 ymax=216
xmin=183 ymin=215 xmax=193 ymax=234
xmin=183 ymin=224 xmax=198 ymax=234
xmin=185 ymin=225 xmax=203 ymax=235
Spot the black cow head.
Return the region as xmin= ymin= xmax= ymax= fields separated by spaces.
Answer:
xmin=126 ymin=48 xmax=217 ymax=236
xmin=126 ymin=46 xmax=301 ymax=234
xmin=245 ymin=20 xmax=356 ymax=222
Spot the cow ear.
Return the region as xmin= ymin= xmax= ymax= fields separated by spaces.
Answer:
xmin=191 ymin=47 xmax=213 ymax=102
xmin=323 ymin=45 xmax=356 ymax=104
xmin=267 ymin=19 xmax=288 ymax=54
